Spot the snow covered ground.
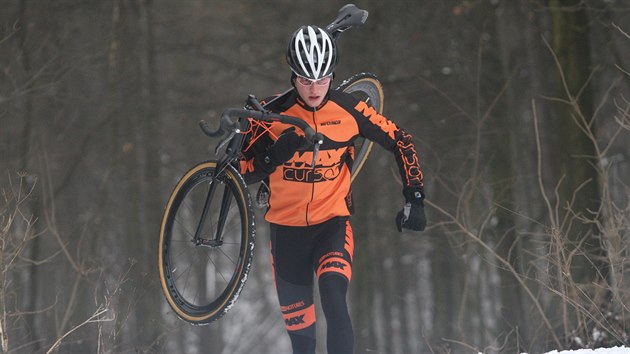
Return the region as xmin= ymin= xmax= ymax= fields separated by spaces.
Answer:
xmin=540 ymin=347 xmax=630 ymax=354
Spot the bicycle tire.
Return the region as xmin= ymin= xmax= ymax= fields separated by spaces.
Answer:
xmin=336 ymin=72 xmax=384 ymax=181
xmin=158 ymin=161 xmax=255 ymax=325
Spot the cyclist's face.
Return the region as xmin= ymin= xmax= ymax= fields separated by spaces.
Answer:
xmin=294 ymin=75 xmax=331 ymax=108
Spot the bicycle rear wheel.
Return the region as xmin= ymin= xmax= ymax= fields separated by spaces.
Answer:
xmin=158 ymin=161 xmax=255 ymax=324
xmin=336 ymin=73 xmax=384 ymax=181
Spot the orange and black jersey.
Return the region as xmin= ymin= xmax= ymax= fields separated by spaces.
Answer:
xmin=240 ymin=89 xmax=423 ymax=227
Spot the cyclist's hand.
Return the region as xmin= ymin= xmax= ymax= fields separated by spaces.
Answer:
xmin=396 ymin=187 xmax=426 ymax=232
xmin=255 ymin=128 xmax=306 ymax=174
xmin=268 ymin=128 xmax=307 ymax=165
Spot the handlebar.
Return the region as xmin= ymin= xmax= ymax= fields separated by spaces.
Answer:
xmin=200 ymin=108 xmax=324 ymax=146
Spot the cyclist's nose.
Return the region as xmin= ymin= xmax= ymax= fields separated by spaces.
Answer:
xmin=310 ymin=84 xmax=326 ymax=93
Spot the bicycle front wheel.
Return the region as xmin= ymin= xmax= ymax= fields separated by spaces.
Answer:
xmin=158 ymin=161 xmax=255 ymax=325
xmin=337 ymin=73 xmax=384 ymax=181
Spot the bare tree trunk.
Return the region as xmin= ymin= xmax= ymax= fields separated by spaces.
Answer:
xmin=99 ymin=0 xmax=124 ymax=351
xmin=16 ymin=1 xmax=43 ymax=351
xmin=493 ymin=1 xmax=534 ymax=350
xmin=547 ymin=0 xmax=603 ymax=284
xmin=138 ymin=0 xmax=162 ymax=348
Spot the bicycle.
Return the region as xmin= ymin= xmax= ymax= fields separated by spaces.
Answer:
xmin=158 ymin=4 xmax=384 ymax=325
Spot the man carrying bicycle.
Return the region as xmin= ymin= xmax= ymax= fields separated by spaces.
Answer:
xmin=241 ymin=25 xmax=426 ymax=354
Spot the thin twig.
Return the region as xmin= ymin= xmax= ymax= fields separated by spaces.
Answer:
xmin=612 ymin=22 xmax=630 ymax=39
xmin=425 ymin=199 xmax=563 ymax=348
xmin=46 ymin=307 xmax=111 ymax=354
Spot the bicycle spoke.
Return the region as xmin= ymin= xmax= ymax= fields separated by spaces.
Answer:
xmin=169 ymin=247 xmax=194 ymax=269
xmin=171 ymin=250 xmax=205 ymax=305
xmin=208 ymin=254 xmax=231 ymax=285
xmin=170 ymin=248 xmax=198 ymax=282
xmin=173 ymin=217 xmax=196 ymax=241
xmin=216 ymin=244 xmax=237 ymax=267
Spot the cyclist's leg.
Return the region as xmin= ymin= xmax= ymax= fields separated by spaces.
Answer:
xmin=314 ymin=217 xmax=355 ymax=354
xmin=319 ymin=275 xmax=353 ymax=354
xmin=270 ymin=223 xmax=317 ymax=354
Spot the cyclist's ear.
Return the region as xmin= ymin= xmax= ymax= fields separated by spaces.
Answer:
xmin=290 ymin=71 xmax=297 ymax=88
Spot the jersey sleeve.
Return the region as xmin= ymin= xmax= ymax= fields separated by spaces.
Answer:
xmin=338 ymin=92 xmax=424 ymax=190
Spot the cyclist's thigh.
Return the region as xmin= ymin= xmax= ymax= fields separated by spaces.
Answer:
xmin=312 ymin=216 xmax=354 ymax=283
xmin=270 ymin=223 xmax=317 ymax=285
xmin=270 ymin=224 xmax=318 ymax=332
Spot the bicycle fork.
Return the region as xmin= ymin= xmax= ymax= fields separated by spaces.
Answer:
xmin=193 ymin=118 xmax=246 ymax=247
xmin=193 ymin=170 xmax=232 ymax=248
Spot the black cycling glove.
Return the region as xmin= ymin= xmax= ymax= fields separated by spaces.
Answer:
xmin=396 ymin=186 xmax=427 ymax=232
xmin=255 ymin=128 xmax=306 ymax=174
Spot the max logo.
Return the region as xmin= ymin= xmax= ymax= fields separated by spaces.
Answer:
xmin=285 ymin=315 xmax=305 ymax=327
xmin=283 ymin=147 xmax=346 ymax=183
xmin=321 ymin=261 xmax=347 ymax=270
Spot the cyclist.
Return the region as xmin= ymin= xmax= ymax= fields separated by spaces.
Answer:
xmin=241 ymin=25 xmax=426 ymax=354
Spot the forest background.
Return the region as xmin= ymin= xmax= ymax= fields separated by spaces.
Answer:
xmin=1 ymin=1 xmax=630 ymax=353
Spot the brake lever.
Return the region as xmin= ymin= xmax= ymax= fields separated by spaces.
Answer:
xmin=247 ymin=94 xmax=268 ymax=113
xmin=214 ymin=130 xmax=237 ymax=155
xmin=312 ymin=142 xmax=320 ymax=168
xmin=310 ymin=133 xmax=324 ymax=168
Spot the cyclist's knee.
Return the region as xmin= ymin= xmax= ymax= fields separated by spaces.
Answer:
xmin=319 ymin=274 xmax=348 ymax=293
xmin=319 ymin=274 xmax=349 ymax=315
xmin=316 ymin=255 xmax=352 ymax=282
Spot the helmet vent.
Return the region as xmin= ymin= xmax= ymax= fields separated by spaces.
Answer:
xmin=287 ymin=25 xmax=337 ymax=80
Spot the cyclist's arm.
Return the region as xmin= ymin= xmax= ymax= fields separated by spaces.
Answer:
xmin=240 ymin=93 xmax=297 ymax=184
xmin=335 ymin=91 xmax=424 ymax=190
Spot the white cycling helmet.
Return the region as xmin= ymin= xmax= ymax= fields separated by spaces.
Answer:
xmin=287 ymin=25 xmax=338 ymax=80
